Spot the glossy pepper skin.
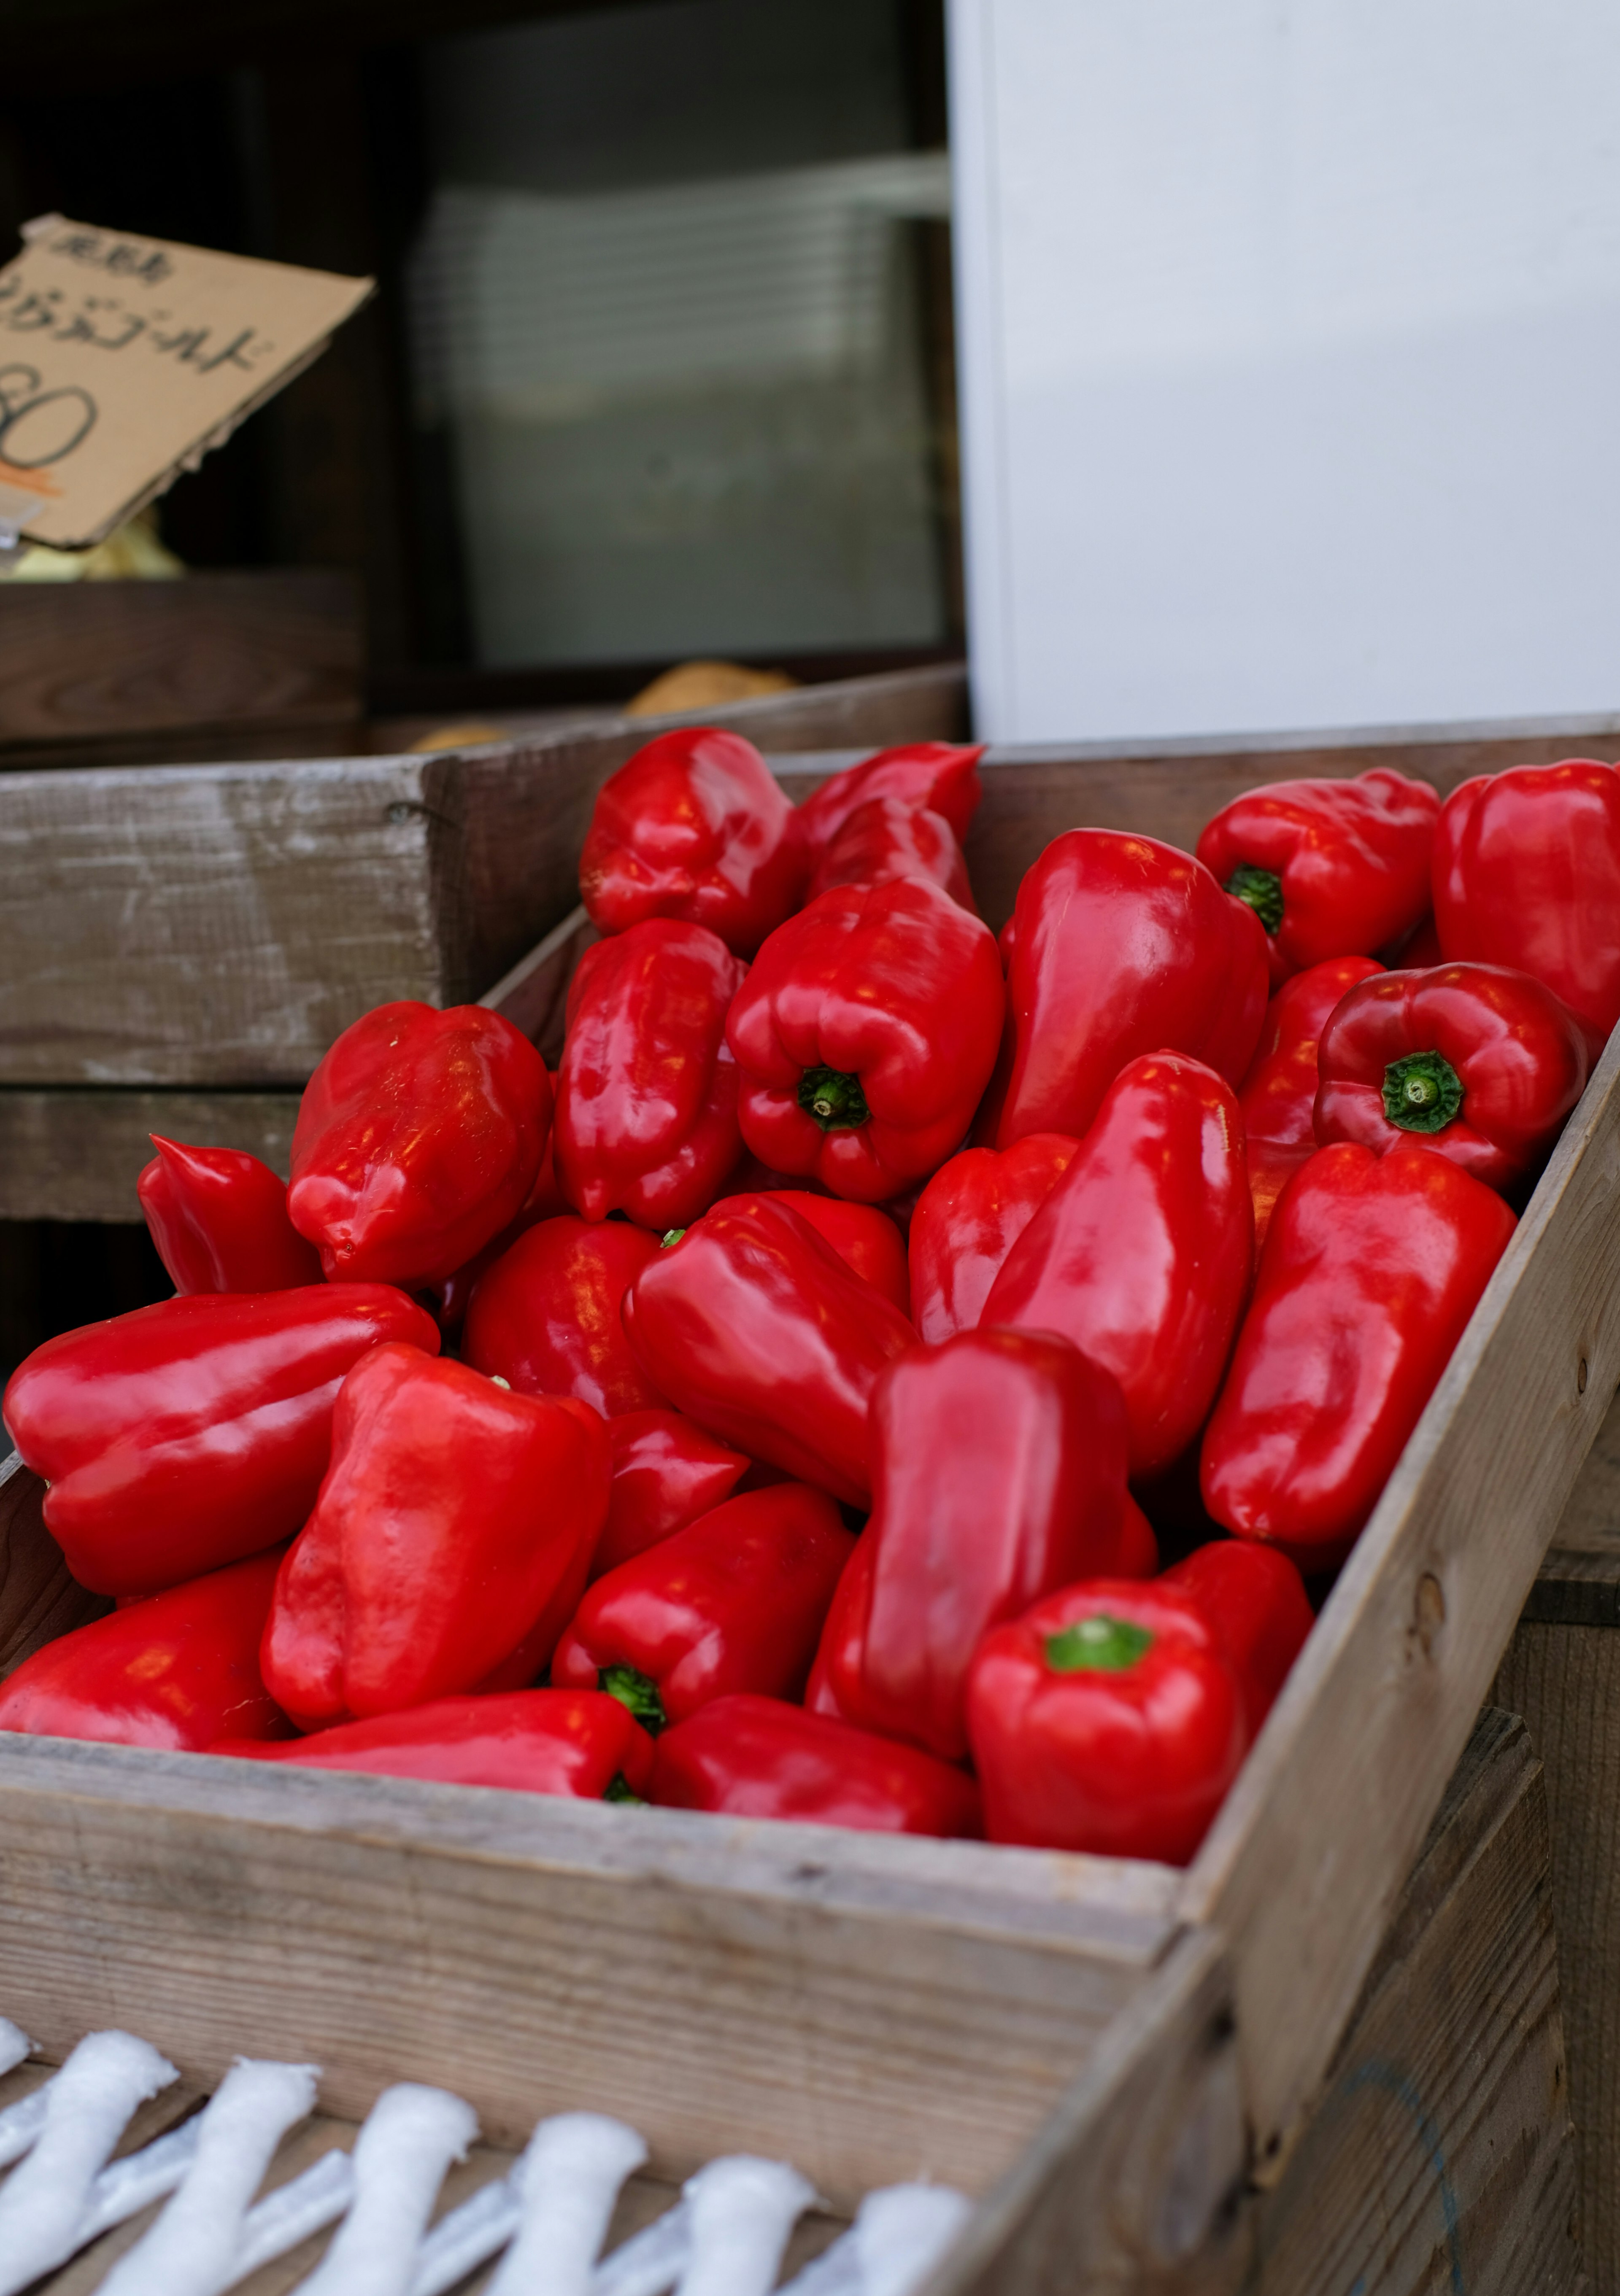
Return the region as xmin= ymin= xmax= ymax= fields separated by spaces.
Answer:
xmin=138 ymin=1138 xmax=321 ymax=1294
xmin=650 ymin=1695 xmax=983 ymax=1839
xmin=213 ymin=1688 xmax=653 ymax=1802
xmin=554 ymin=920 xmax=746 ymax=1228
xmin=987 ymin=831 xmax=1268 ymax=1148
xmin=1238 ymin=957 xmax=1385 ymax=1250
xmin=1162 ymin=1540 xmax=1312 ymax=1735
xmin=764 ymin=1191 xmax=910 ymax=1315
xmin=261 ymin=1343 xmax=611 ymax=1727
xmin=1196 ymin=770 xmax=1440 ymax=986
xmin=984 ymin=1054 xmax=1253 ymax=1482
xmin=463 ymin=1217 xmax=669 ymax=1417
xmin=807 ymin=798 xmax=976 ymax=914
xmin=0 ymin=1550 xmax=291 ymax=1752
xmin=797 ymin=741 xmax=984 ymax=855
xmin=3 ymin=1284 xmax=439 ymax=1597
xmin=621 ymin=1195 xmax=916 ymax=1505
xmin=1201 ymin=1142 xmax=1517 ymax=1568
xmin=1314 ymin=963 xmax=1590 ymax=1191
xmin=578 ymin=727 xmax=808 ymax=958
xmin=726 ymin=877 xmax=1004 ymax=1203
xmin=552 ymin=1483 xmax=855 ymax=1730
xmin=595 ymin=1409 xmax=750 ymax=1578
xmin=288 ymin=1002 xmax=551 ymax=1288
xmin=907 ymin=1134 xmax=1078 ymax=1344
xmin=1432 ymin=760 xmax=1620 ymax=1056
xmin=966 ymin=1580 xmax=1249 ymax=1863
xmin=822 ymin=1328 xmax=1131 ymax=1761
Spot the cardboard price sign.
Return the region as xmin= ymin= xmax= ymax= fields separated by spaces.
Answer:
xmin=0 ymin=216 xmax=373 ymax=549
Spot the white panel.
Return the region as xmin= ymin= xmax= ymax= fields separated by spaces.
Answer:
xmin=950 ymin=0 xmax=1620 ymax=741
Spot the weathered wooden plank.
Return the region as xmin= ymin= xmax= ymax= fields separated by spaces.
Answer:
xmin=0 ymin=571 xmax=362 ymax=758
xmin=1181 ymin=1011 xmax=1620 ymax=2174
xmin=0 ymin=1091 xmax=305 ymax=1221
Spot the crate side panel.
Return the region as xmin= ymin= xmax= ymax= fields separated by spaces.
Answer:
xmin=0 ymin=1089 xmax=304 ymax=1221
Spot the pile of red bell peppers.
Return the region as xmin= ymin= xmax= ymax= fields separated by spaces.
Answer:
xmin=3 ymin=733 xmax=1610 ymax=1868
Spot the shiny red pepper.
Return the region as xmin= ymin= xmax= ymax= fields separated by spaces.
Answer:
xmin=554 ymin=920 xmax=746 ymax=1228
xmin=650 ymin=1695 xmax=983 ymax=1838
xmin=986 ymin=831 xmax=1268 ymax=1147
xmin=796 ymin=741 xmax=984 ymax=855
xmin=1197 ymin=769 xmax=1440 ymax=984
xmin=3 ymin=1285 xmax=438 ymax=1597
xmin=1161 ymin=1540 xmax=1312 ymax=1735
xmin=579 ymin=727 xmax=808 ymax=957
xmin=261 ymin=1344 xmax=610 ymax=1727
xmin=621 ymin=1195 xmax=916 ymax=1505
xmin=1315 ymin=963 xmax=1590 ymax=1191
xmin=983 ymin=1054 xmax=1252 ymax=1482
xmin=595 ymin=1409 xmax=750 ymax=1579
xmin=552 ymin=1483 xmax=855 ymax=1730
xmin=463 ymin=1216 xmax=669 ymax=1417
xmin=138 ymin=1138 xmax=321 ymax=1294
xmin=213 ymin=1688 xmax=653 ymax=1801
xmin=764 ymin=1191 xmax=911 ymax=1315
xmin=818 ymin=1328 xmax=1130 ymax=1761
xmin=906 ymin=1134 xmax=1078 ymax=1344
xmin=1201 ymin=1142 xmax=1517 ymax=1568
xmin=966 ymin=1580 xmax=1249 ymax=1862
xmin=0 ymin=1550 xmax=291 ymax=1751
xmin=807 ymin=798 xmax=976 ymax=913
xmin=288 ymin=1002 xmax=551 ymax=1288
xmin=726 ymin=877 xmax=1004 ymax=1202
xmin=1432 ymin=760 xmax=1620 ymax=1056
xmin=1238 ymin=956 xmax=1385 ymax=1250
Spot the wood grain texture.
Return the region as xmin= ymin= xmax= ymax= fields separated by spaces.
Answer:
xmin=0 ymin=1091 xmax=305 ymax=1220
xmin=0 ymin=571 xmax=362 ymax=756
xmin=1252 ymin=1711 xmax=1582 ymax=2295
xmin=1181 ymin=1010 xmax=1620 ymax=2172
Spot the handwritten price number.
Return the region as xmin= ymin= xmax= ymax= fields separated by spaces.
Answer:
xmin=0 ymin=364 xmax=96 ymax=469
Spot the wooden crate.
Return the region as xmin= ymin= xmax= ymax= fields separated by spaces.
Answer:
xmin=0 ymin=571 xmax=366 ymax=771
xmin=0 ymin=662 xmax=965 ymax=1221
xmin=0 ymin=709 xmax=1613 ymax=2285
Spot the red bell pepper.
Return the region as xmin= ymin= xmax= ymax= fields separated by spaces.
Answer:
xmin=3 ymin=1284 xmax=438 ymax=1597
xmin=1314 ymin=963 xmax=1590 ymax=1191
xmin=1201 ymin=1142 xmax=1517 ymax=1568
xmin=907 ymin=1134 xmax=1078 ymax=1344
xmin=817 ymin=1328 xmax=1130 ymax=1761
xmin=462 ymin=1216 xmax=670 ymax=1417
xmin=554 ymin=920 xmax=747 ymax=1228
xmin=807 ymin=798 xmax=976 ymax=914
xmin=986 ymin=831 xmax=1268 ymax=1147
xmin=0 ymin=1549 xmax=291 ymax=1752
xmin=1196 ymin=769 xmax=1440 ymax=984
xmin=1238 ymin=956 xmax=1385 ymax=1250
xmin=422 ymin=1086 xmax=571 ymax=1336
xmin=726 ymin=877 xmax=1004 ymax=1202
xmin=621 ymin=1195 xmax=916 ymax=1505
xmin=966 ymin=1580 xmax=1249 ymax=1863
xmin=138 ymin=1138 xmax=321 ymax=1294
xmin=764 ymin=1191 xmax=911 ymax=1315
xmin=594 ymin=1409 xmax=750 ymax=1578
xmin=1432 ymin=759 xmax=1620 ymax=1056
xmin=578 ymin=727 xmax=808 ymax=958
xmin=650 ymin=1695 xmax=983 ymax=1838
xmin=983 ymin=1054 xmax=1253 ymax=1481
xmin=1161 ymin=1540 xmax=1312 ymax=1735
xmin=288 ymin=1002 xmax=551 ymax=1288
xmin=552 ymin=1483 xmax=855 ymax=1731
xmin=213 ymin=1688 xmax=654 ymax=1802
xmin=261 ymin=1343 xmax=611 ymax=1727
xmin=796 ymin=741 xmax=984 ymax=855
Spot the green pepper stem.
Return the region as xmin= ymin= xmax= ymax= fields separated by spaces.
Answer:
xmin=1381 ymin=1048 xmax=1463 ymax=1134
xmin=661 ymin=1229 xmax=687 ymax=1248
xmin=602 ymin=1772 xmax=646 ymax=1804
xmin=1045 ymin=1614 xmax=1155 ymax=1673
xmin=798 ymin=1066 xmax=871 ymax=1132
xmin=599 ymin=1663 xmax=667 ymax=1735
xmin=1225 ymin=865 xmax=1285 ymax=937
